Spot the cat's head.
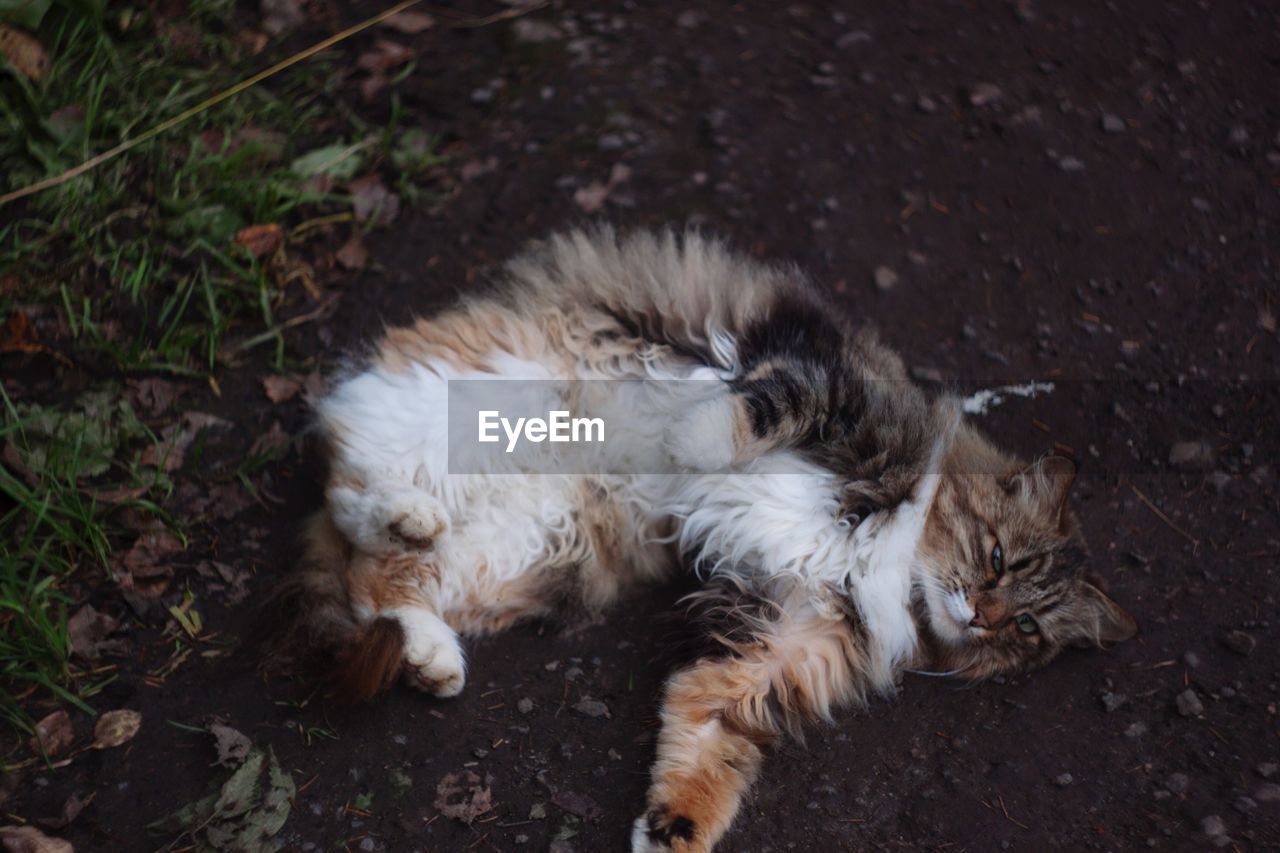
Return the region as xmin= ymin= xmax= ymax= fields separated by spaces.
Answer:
xmin=916 ymin=452 xmax=1137 ymax=679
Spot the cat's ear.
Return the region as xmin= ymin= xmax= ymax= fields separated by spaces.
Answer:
xmin=1008 ymin=455 xmax=1077 ymax=524
xmin=1068 ymin=580 xmax=1138 ymax=648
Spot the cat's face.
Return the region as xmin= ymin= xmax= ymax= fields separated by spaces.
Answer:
xmin=916 ymin=456 xmax=1137 ymax=678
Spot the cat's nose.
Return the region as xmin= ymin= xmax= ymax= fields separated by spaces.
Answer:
xmin=969 ymin=607 xmax=990 ymax=629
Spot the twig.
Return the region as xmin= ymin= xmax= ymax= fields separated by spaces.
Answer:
xmin=997 ymin=795 xmax=1029 ymax=830
xmin=1128 ymin=483 xmax=1200 ymax=551
xmin=440 ymin=1 xmax=549 ymax=29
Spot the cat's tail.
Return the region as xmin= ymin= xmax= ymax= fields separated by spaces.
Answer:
xmin=256 ymin=510 xmax=409 ymax=701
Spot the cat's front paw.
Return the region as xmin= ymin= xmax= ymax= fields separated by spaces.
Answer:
xmin=398 ymin=609 xmax=466 ymax=698
xmin=664 ymin=398 xmax=737 ymax=472
xmin=631 ymin=808 xmax=701 ymax=853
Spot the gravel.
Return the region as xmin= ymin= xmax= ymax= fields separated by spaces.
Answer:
xmin=1176 ymin=689 xmax=1205 ymax=717
xmin=873 ymin=265 xmax=899 ymax=291
xmin=1222 ymin=630 xmax=1256 ymax=656
xmin=1169 ymin=440 xmax=1216 ymax=470
xmin=1101 ymin=114 xmax=1126 ymax=133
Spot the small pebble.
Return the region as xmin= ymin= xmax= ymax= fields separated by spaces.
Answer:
xmin=1101 ymin=114 xmax=1126 ymax=133
xmin=1257 ymin=762 xmax=1278 ymax=779
xmin=1254 ymin=782 xmax=1280 ymax=802
xmin=1055 ymin=773 xmax=1074 ymax=787
xmin=1100 ymin=690 xmax=1128 ymax=713
xmin=517 ymin=697 xmax=535 ymax=714
xmin=1177 ymin=689 xmax=1205 ymax=717
xmin=1201 ymin=815 xmax=1227 ymax=838
xmin=1234 ymin=796 xmax=1256 ymax=814
xmin=874 ymin=265 xmax=899 ymax=291
xmin=1223 ymin=630 xmax=1256 ymax=657
xmin=1058 ymin=155 xmax=1086 ymax=172
xmin=1168 ymin=772 xmax=1191 ymax=794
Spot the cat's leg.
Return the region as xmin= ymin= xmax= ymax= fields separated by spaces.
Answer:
xmin=633 ymin=599 xmax=864 ymax=853
xmin=327 ymin=472 xmax=451 ymax=554
xmin=343 ymin=551 xmax=467 ymax=699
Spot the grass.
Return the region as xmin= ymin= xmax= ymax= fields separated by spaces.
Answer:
xmin=0 ymin=0 xmax=445 ymax=735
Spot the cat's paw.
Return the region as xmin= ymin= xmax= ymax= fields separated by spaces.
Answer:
xmin=398 ymin=610 xmax=466 ymax=698
xmin=631 ymin=808 xmax=699 ymax=853
xmin=663 ymin=398 xmax=737 ymax=472
xmin=387 ymin=500 xmax=450 ymax=551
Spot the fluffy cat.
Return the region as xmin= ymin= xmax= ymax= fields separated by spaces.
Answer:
xmin=267 ymin=228 xmax=1136 ymax=852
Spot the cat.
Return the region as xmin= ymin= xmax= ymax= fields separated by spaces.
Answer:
xmin=266 ymin=227 xmax=1137 ymax=852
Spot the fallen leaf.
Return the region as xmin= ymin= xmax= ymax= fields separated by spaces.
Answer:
xmin=260 ymin=0 xmax=303 ymax=35
xmin=196 ymin=561 xmax=253 ymax=604
xmin=290 ymin=142 xmax=369 ymax=183
xmin=347 ymin=176 xmax=400 ymax=225
xmin=355 ymin=39 xmax=414 ymax=74
xmin=141 ymin=411 xmax=231 ymax=472
xmin=0 ymin=25 xmax=50 ymax=82
xmin=92 ymin=709 xmax=141 ymax=750
xmin=38 ymin=792 xmax=92 ymax=830
xmin=551 ymin=791 xmax=602 ymax=820
xmin=30 ymin=711 xmax=74 ymax=757
xmin=380 ymin=11 xmax=434 ymax=33
xmin=9 ymin=389 xmax=147 ymax=481
xmin=66 ymin=605 xmax=127 ymax=662
xmin=335 ymin=234 xmax=369 ymax=269
xmin=0 ymin=824 xmax=74 ymax=853
xmin=210 ymin=723 xmax=252 ymax=767
xmin=233 ymin=224 xmax=283 ymax=259
xmin=573 ymin=163 xmax=632 ymax=213
xmin=434 ymin=771 xmax=493 ymax=824
xmin=150 ymin=746 xmax=294 ymax=852
xmin=0 ymin=309 xmax=41 ymax=353
xmin=261 ymin=374 xmax=303 ymax=403
xmin=127 ymin=378 xmax=184 ymax=415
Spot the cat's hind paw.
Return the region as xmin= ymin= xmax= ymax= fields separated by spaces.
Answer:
xmin=630 ymin=815 xmax=671 ymax=853
xmin=387 ymin=500 xmax=450 ymax=550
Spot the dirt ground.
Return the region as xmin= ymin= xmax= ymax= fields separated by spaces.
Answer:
xmin=8 ymin=0 xmax=1280 ymax=850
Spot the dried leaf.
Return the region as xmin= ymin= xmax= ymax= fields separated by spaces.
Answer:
xmin=0 ymin=824 xmax=74 ymax=853
xmin=67 ymin=605 xmax=126 ymax=662
xmin=38 ymin=792 xmax=92 ymax=830
xmin=347 ymin=176 xmax=400 ymax=225
xmin=233 ymin=223 xmax=283 ymax=259
xmin=141 ymin=411 xmax=231 ymax=472
xmin=30 ymin=711 xmax=73 ymax=757
xmin=434 ymin=771 xmax=493 ymax=824
xmin=261 ymin=374 xmax=303 ymax=403
xmin=355 ymin=39 xmax=414 ymax=74
xmin=551 ymin=791 xmax=602 ymax=820
xmin=0 ymin=25 xmax=50 ymax=82
xmin=127 ymin=378 xmax=185 ymax=416
xmin=210 ymin=723 xmax=252 ymax=767
xmin=335 ymin=234 xmax=369 ymax=269
xmin=380 ymin=11 xmax=434 ymax=33
xmin=92 ymin=709 xmax=141 ymax=750
xmin=0 ymin=309 xmax=41 ymax=353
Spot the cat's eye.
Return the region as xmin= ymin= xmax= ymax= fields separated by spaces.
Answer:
xmin=991 ymin=543 xmax=1005 ymax=577
xmin=1015 ymin=613 xmax=1038 ymax=634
